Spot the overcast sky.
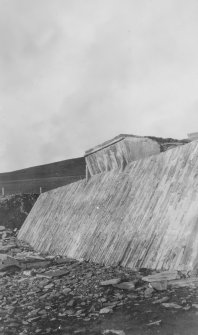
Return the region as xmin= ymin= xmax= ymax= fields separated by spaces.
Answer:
xmin=1 ymin=0 xmax=198 ymax=172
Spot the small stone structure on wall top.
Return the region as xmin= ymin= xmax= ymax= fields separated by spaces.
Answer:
xmin=188 ymin=132 xmax=198 ymax=141
xmin=85 ymin=134 xmax=161 ymax=177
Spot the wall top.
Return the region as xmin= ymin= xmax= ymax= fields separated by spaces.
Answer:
xmin=188 ymin=132 xmax=198 ymax=140
xmin=85 ymin=134 xmax=146 ymax=156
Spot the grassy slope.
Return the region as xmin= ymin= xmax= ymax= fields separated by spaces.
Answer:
xmin=0 ymin=157 xmax=86 ymax=195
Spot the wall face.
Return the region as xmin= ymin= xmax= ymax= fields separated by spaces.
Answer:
xmin=85 ymin=137 xmax=160 ymax=176
xmin=18 ymin=141 xmax=198 ymax=271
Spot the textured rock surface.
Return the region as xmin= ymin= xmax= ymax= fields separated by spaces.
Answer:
xmin=1 ymin=227 xmax=198 ymax=334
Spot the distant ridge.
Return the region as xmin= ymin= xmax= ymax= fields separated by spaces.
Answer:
xmin=0 ymin=157 xmax=86 ymax=195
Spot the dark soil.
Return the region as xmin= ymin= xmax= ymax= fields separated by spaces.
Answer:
xmin=0 ymin=194 xmax=38 ymax=229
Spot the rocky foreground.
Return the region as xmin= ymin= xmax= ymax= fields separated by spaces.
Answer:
xmin=1 ymin=226 xmax=198 ymax=335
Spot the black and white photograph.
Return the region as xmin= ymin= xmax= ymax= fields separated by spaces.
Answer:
xmin=1 ymin=1 xmax=198 ymax=334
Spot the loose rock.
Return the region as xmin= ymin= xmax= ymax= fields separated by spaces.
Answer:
xmin=113 ymin=281 xmax=135 ymax=291
xmin=152 ymin=296 xmax=169 ymax=304
xmin=102 ymin=330 xmax=126 ymax=335
xmin=100 ymin=278 xmax=121 ymax=286
xmin=151 ymin=280 xmax=167 ymax=291
xmin=162 ymin=302 xmax=182 ymax=309
xmin=99 ymin=307 xmax=113 ymax=314
xmin=144 ymin=287 xmax=154 ymax=298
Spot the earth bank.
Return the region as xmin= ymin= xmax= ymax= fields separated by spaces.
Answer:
xmin=0 ymin=194 xmax=38 ymax=230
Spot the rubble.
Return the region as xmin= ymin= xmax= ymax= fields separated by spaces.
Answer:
xmin=113 ymin=281 xmax=136 ymax=291
xmin=1 ymin=226 xmax=198 ymax=334
xmin=144 ymin=287 xmax=154 ymax=298
xmin=99 ymin=307 xmax=113 ymax=314
xmin=152 ymin=296 xmax=169 ymax=304
xmin=147 ymin=320 xmax=161 ymax=326
xmin=168 ymin=277 xmax=198 ymax=288
xmin=39 ymin=268 xmax=70 ymax=278
xmin=102 ymin=330 xmax=125 ymax=335
xmin=142 ymin=270 xmax=180 ymax=282
xmin=162 ymin=303 xmax=182 ymax=309
xmin=150 ymin=280 xmax=168 ymax=291
xmin=100 ymin=278 xmax=121 ymax=286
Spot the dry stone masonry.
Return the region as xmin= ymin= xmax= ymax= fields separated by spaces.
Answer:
xmin=18 ymin=134 xmax=198 ymax=271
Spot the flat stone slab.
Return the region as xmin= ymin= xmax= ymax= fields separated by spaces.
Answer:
xmin=0 ymin=244 xmax=17 ymax=253
xmin=99 ymin=307 xmax=113 ymax=314
xmin=19 ymin=260 xmax=51 ymax=270
xmin=0 ymin=255 xmax=20 ymax=265
xmin=168 ymin=277 xmax=198 ymax=288
xmin=113 ymin=281 xmax=135 ymax=291
xmin=100 ymin=278 xmax=121 ymax=286
xmin=142 ymin=271 xmax=180 ymax=282
xmin=152 ymin=297 xmax=169 ymax=304
xmin=25 ymin=255 xmax=46 ymax=261
xmin=103 ymin=330 xmax=125 ymax=335
xmin=0 ymin=255 xmax=21 ymax=272
xmin=162 ymin=302 xmax=182 ymax=309
xmin=39 ymin=268 xmax=70 ymax=278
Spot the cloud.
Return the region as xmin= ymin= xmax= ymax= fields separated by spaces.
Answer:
xmin=1 ymin=0 xmax=198 ymax=171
